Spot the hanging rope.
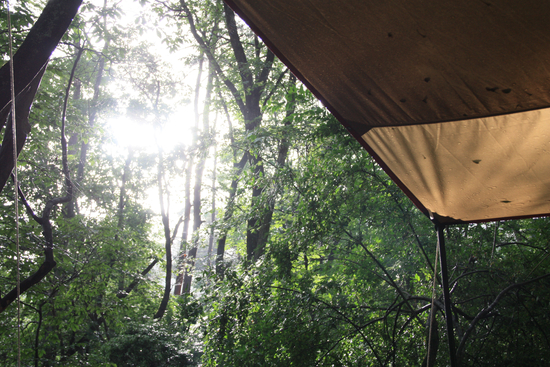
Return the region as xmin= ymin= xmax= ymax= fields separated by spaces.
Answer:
xmin=6 ymin=0 xmax=21 ymax=365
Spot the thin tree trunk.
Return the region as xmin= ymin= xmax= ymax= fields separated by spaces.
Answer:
xmin=207 ymin=121 xmax=217 ymax=268
xmin=34 ymin=303 xmax=44 ymax=367
xmin=181 ymin=0 xmax=275 ymax=267
xmin=175 ymin=56 xmax=203 ymax=295
xmin=216 ymin=152 xmax=247 ymax=273
xmin=108 ymin=149 xmax=160 ymax=300
xmin=66 ymin=77 xmax=81 ymax=218
xmin=251 ymin=74 xmax=297 ymax=261
xmin=154 ymin=150 xmax=172 ymax=319
xmin=246 ymin=156 xmax=265 ymax=261
xmin=182 ymin=60 xmax=214 ymax=293
xmin=67 ymin=78 xmax=81 ymax=157
xmin=214 ymin=93 xmax=240 ymax=273
xmin=221 ymin=3 xmax=276 ymax=262
xmin=76 ymin=0 xmax=110 ymax=186
xmin=116 ymin=150 xmax=133 ymax=292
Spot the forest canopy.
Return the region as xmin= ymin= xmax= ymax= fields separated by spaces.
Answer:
xmin=1 ymin=0 xmax=550 ymax=366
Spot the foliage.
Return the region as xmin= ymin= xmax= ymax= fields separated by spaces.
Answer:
xmin=1 ymin=0 xmax=550 ymax=366
xmin=198 ymin=111 xmax=550 ymax=366
xmin=100 ymin=321 xmax=189 ymax=366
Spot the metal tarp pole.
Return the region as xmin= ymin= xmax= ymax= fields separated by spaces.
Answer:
xmin=436 ymin=223 xmax=458 ymax=366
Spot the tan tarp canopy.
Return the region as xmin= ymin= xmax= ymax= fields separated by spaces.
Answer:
xmin=224 ymin=0 xmax=550 ymax=224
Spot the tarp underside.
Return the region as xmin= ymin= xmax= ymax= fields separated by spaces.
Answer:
xmin=232 ymin=0 xmax=550 ymax=128
xmin=363 ymin=108 xmax=550 ymax=222
xmin=225 ymin=0 xmax=550 ymax=223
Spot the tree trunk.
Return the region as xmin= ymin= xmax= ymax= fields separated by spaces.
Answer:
xmin=182 ymin=59 xmax=214 ymax=293
xmin=174 ymin=56 xmax=203 ymax=295
xmin=154 ymin=150 xmax=172 ymax=319
xmin=250 ymin=74 xmax=297 ymax=262
xmin=215 ymin=152 xmax=247 ymax=273
xmin=0 ymin=65 xmax=45 ymax=193
xmin=116 ymin=150 xmax=133 ymax=292
xmin=0 ymin=49 xmax=78 ymax=312
xmin=0 ymin=0 xmax=82 ymax=193
xmin=65 ymin=77 xmax=82 ymax=218
xmin=76 ymin=2 xmax=110 ymax=186
xmin=207 ymin=121 xmax=218 ymax=268
xmin=181 ymin=0 xmax=275 ymax=267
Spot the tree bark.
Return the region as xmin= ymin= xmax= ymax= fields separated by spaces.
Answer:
xmin=0 ymin=65 xmax=45 ymax=193
xmin=115 ymin=150 xmax=133 ymax=291
xmin=65 ymin=74 xmax=82 ymax=218
xmin=221 ymin=3 xmax=275 ymax=262
xmin=216 ymin=152 xmax=247 ymax=273
xmin=0 ymin=0 xmax=82 ymax=192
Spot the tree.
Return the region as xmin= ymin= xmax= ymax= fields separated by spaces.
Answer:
xmin=115 ymin=44 xmax=186 ymax=318
xmin=0 ymin=45 xmax=78 ymax=314
xmin=0 ymin=0 xmax=82 ymax=192
xmin=178 ymin=0 xmax=290 ymax=265
xmin=178 ymin=59 xmax=215 ymax=294
xmin=0 ymin=2 xmax=188 ymax=364
xmin=198 ymin=108 xmax=550 ymax=366
xmin=2 ymin=0 xmax=550 ymax=365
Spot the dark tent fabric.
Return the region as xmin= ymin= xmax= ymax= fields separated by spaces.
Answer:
xmin=224 ymin=0 xmax=550 ymax=224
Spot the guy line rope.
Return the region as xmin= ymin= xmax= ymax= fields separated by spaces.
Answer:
xmin=6 ymin=0 xmax=22 ymax=365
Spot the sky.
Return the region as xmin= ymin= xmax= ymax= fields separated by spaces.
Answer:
xmin=76 ymin=0 xmax=215 ymax=240
xmin=102 ymin=0 xmax=198 ymax=154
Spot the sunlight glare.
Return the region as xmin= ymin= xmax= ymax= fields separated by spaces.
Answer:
xmin=107 ymin=105 xmax=194 ymax=153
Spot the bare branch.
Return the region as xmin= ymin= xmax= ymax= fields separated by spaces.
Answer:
xmin=496 ymin=242 xmax=548 ymax=252
xmin=180 ymin=0 xmax=246 ymax=114
xmin=117 ymin=258 xmax=160 ymax=299
xmin=457 ymin=273 xmax=550 ymax=361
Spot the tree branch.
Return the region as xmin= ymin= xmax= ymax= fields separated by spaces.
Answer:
xmin=456 ymin=273 xmax=550 ymax=362
xmin=117 ymin=258 xmax=160 ymax=299
xmin=180 ymin=0 xmax=246 ymax=114
xmin=223 ymin=2 xmax=253 ymax=92
xmin=0 ymin=0 xmax=82 ymax=193
xmin=0 ymin=48 xmax=79 ymax=313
